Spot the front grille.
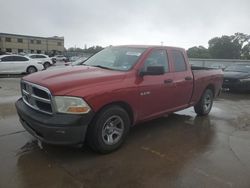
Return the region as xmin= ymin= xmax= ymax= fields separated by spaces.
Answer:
xmin=21 ymin=81 xmax=54 ymax=114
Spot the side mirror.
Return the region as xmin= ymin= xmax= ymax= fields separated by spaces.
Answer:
xmin=139 ymin=66 xmax=165 ymax=76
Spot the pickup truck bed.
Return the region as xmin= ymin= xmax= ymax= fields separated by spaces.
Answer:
xmin=190 ymin=68 xmax=223 ymax=106
xmin=15 ymin=45 xmax=223 ymax=153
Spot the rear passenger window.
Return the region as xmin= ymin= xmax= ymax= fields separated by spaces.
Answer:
xmin=143 ymin=49 xmax=169 ymax=72
xmin=13 ymin=56 xmax=28 ymax=61
xmin=30 ymin=55 xmax=36 ymax=59
xmin=37 ymin=55 xmax=46 ymax=58
xmin=173 ymin=51 xmax=187 ymax=72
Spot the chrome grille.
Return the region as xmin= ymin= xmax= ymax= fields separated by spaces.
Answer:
xmin=21 ymin=81 xmax=54 ymax=114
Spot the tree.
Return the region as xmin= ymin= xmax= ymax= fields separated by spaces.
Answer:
xmin=187 ymin=46 xmax=211 ymax=58
xmin=66 ymin=46 xmax=104 ymax=54
xmin=242 ymin=43 xmax=250 ymax=59
xmin=83 ymin=46 xmax=104 ymax=54
xmin=208 ymin=33 xmax=250 ymax=59
xmin=208 ymin=35 xmax=241 ymax=59
xmin=233 ymin=32 xmax=250 ymax=59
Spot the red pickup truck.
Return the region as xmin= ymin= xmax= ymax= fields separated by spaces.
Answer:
xmin=15 ymin=45 xmax=223 ymax=153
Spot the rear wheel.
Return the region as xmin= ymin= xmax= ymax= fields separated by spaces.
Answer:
xmin=194 ymin=89 xmax=213 ymax=116
xmin=27 ymin=66 xmax=37 ymax=74
xmin=87 ymin=105 xmax=130 ymax=153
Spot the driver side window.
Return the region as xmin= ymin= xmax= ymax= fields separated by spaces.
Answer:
xmin=143 ymin=49 xmax=169 ymax=72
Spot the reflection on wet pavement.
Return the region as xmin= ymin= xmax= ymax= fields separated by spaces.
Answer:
xmin=0 ymin=78 xmax=250 ymax=188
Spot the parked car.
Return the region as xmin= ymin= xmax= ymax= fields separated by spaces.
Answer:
xmin=69 ymin=56 xmax=81 ymax=62
xmin=210 ymin=63 xmax=226 ymax=70
xmin=26 ymin=54 xmax=53 ymax=69
xmin=69 ymin=57 xmax=88 ymax=66
xmin=15 ymin=45 xmax=223 ymax=153
xmin=51 ymin=55 xmax=67 ymax=63
xmin=0 ymin=55 xmax=44 ymax=74
xmin=222 ymin=63 xmax=250 ymax=91
xmin=48 ymin=57 xmax=88 ymax=68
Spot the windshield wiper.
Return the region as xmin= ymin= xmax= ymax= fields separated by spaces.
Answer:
xmin=90 ymin=65 xmax=115 ymax=70
xmin=224 ymin=70 xmax=247 ymax=73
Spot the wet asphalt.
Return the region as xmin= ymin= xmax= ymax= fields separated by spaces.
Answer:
xmin=0 ymin=78 xmax=250 ymax=188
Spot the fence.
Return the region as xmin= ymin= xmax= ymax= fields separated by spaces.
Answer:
xmin=189 ymin=58 xmax=250 ymax=69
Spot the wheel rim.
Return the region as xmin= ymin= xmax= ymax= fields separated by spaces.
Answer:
xmin=28 ymin=67 xmax=36 ymax=73
xmin=203 ymin=92 xmax=212 ymax=112
xmin=44 ymin=63 xmax=50 ymax=69
xmin=102 ymin=115 xmax=124 ymax=145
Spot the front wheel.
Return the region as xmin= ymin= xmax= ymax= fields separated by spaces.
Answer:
xmin=86 ymin=105 xmax=130 ymax=153
xmin=194 ymin=89 xmax=214 ymax=116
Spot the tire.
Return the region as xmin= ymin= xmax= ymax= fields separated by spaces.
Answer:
xmin=27 ymin=66 xmax=37 ymax=74
xmin=194 ymin=89 xmax=214 ymax=116
xmin=43 ymin=62 xmax=51 ymax=69
xmin=86 ymin=105 xmax=130 ymax=153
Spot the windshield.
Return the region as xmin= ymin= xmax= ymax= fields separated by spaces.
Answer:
xmin=84 ymin=47 xmax=146 ymax=71
xmin=224 ymin=64 xmax=250 ymax=73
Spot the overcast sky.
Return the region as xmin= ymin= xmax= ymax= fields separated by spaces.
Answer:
xmin=1 ymin=0 xmax=250 ymax=49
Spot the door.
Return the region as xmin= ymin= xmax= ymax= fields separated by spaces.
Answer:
xmin=169 ymin=50 xmax=193 ymax=109
xmin=0 ymin=56 xmax=14 ymax=73
xmin=11 ymin=56 xmax=30 ymax=73
xmin=138 ymin=49 xmax=175 ymax=119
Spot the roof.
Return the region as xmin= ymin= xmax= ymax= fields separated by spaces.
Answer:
xmin=0 ymin=54 xmax=27 ymax=58
xmin=114 ymin=45 xmax=185 ymax=51
xmin=0 ymin=32 xmax=64 ymax=41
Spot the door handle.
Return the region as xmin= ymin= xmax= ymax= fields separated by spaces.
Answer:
xmin=185 ymin=76 xmax=192 ymax=81
xmin=164 ymin=79 xmax=173 ymax=84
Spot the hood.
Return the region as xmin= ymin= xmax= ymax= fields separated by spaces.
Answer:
xmin=23 ymin=66 xmax=126 ymax=95
xmin=223 ymin=71 xmax=249 ymax=79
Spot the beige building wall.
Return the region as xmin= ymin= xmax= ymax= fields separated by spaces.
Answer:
xmin=0 ymin=33 xmax=64 ymax=54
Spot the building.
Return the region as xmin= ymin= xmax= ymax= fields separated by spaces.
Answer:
xmin=0 ymin=32 xmax=64 ymax=55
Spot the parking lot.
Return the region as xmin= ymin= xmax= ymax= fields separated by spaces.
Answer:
xmin=0 ymin=78 xmax=250 ymax=188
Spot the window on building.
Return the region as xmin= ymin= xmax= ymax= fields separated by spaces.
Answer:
xmin=143 ymin=49 xmax=169 ymax=72
xmin=5 ymin=37 xmax=11 ymax=42
xmin=6 ymin=48 xmax=12 ymax=52
xmin=18 ymin=49 xmax=23 ymax=53
xmin=172 ymin=50 xmax=187 ymax=72
xmin=37 ymin=50 xmax=41 ymax=54
xmin=17 ymin=38 xmax=23 ymax=43
xmin=30 ymin=50 xmax=34 ymax=53
xmin=57 ymin=42 xmax=62 ymax=46
xmin=36 ymin=40 xmax=41 ymax=44
xmin=30 ymin=40 xmax=34 ymax=44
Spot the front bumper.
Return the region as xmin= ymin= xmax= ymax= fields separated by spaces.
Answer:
xmin=15 ymin=98 xmax=94 ymax=145
xmin=222 ymin=81 xmax=250 ymax=91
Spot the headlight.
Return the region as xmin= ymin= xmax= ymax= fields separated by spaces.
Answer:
xmin=239 ymin=78 xmax=250 ymax=82
xmin=54 ymin=96 xmax=91 ymax=114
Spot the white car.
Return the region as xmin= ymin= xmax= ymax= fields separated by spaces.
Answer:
xmin=52 ymin=55 xmax=67 ymax=62
xmin=26 ymin=54 xmax=53 ymax=69
xmin=0 ymin=55 xmax=44 ymax=74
